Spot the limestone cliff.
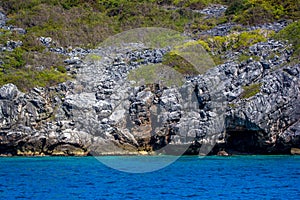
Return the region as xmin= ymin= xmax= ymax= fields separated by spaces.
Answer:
xmin=0 ymin=5 xmax=299 ymax=156
xmin=0 ymin=40 xmax=299 ymax=156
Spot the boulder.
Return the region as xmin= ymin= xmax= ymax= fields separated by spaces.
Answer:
xmin=291 ymin=148 xmax=300 ymax=155
xmin=0 ymin=84 xmax=21 ymax=100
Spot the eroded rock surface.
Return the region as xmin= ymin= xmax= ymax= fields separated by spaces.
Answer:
xmin=0 ymin=37 xmax=299 ymax=156
xmin=0 ymin=7 xmax=299 ymax=156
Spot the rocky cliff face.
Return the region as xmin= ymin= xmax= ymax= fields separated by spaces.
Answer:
xmin=0 ymin=6 xmax=299 ymax=156
xmin=0 ymin=39 xmax=299 ymax=156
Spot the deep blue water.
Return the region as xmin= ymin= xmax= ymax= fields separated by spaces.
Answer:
xmin=0 ymin=155 xmax=299 ymax=199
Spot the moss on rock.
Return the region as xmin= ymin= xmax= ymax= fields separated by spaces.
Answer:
xmin=241 ymin=83 xmax=262 ymax=99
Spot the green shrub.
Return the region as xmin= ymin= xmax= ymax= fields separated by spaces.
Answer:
xmin=205 ymin=29 xmax=273 ymax=52
xmin=233 ymin=30 xmax=273 ymax=49
xmin=0 ymin=45 xmax=68 ymax=91
xmin=190 ymin=16 xmax=228 ymax=32
xmin=0 ymin=68 xmax=70 ymax=92
xmin=196 ymin=40 xmax=211 ymax=51
xmin=172 ymin=0 xmax=221 ymax=9
xmin=2 ymin=47 xmax=26 ymax=69
xmin=1 ymin=0 xmax=298 ymax=92
xmin=127 ymin=63 xmax=184 ymax=87
xmin=225 ymin=0 xmax=251 ymax=16
xmin=0 ymin=0 xmax=209 ymax=91
xmin=0 ymin=0 xmax=206 ymax=48
xmin=56 ymin=65 xmax=67 ymax=73
xmin=197 ymin=29 xmax=275 ymax=64
xmin=274 ymin=21 xmax=300 ymax=59
xmin=225 ymin=0 xmax=300 ymax=25
xmin=162 ymin=52 xmax=200 ymax=75
xmin=161 ymin=39 xmax=217 ymax=73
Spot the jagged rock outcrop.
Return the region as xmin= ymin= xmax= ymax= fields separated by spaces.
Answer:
xmin=0 ymin=6 xmax=299 ymax=156
xmin=0 ymin=37 xmax=299 ymax=156
xmin=223 ymin=64 xmax=299 ymax=154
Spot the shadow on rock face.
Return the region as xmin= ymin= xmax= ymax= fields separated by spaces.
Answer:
xmin=223 ymin=116 xmax=298 ymax=155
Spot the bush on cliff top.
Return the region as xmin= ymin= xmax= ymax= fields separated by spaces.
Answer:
xmin=0 ymin=0 xmax=204 ymax=47
xmin=0 ymin=0 xmax=208 ymax=91
xmin=205 ymin=29 xmax=272 ymax=51
xmin=195 ymin=29 xmax=273 ymax=64
xmin=1 ymin=0 xmax=299 ymax=47
xmin=0 ymin=68 xmax=70 ymax=92
xmin=0 ymin=0 xmax=299 ymax=91
xmin=225 ymin=0 xmax=300 ymax=25
xmin=0 ymin=47 xmax=69 ymax=92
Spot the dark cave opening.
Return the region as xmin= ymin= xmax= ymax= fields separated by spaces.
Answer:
xmin=225 ymin=129 xmax=265 ymax=154
xmin=0 ymin=145 xmax=17 ymax=155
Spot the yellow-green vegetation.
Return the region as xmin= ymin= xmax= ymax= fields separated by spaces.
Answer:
xmin=174 ymin=0 xmax=300 ymax=34
xmin=225 ymin=0 xmax=300 ymax=25
xmin=1 ymin=0 xmax=298 ymax=46
xmin=101 ymin=28 xmax=187 ymax=49
xmin=196 ymin=29 xmax=273 ymax=64
xmin=204 ymin=29 xmax=274 ymax=51
xmin=170 ymin=0 xmax=299 ymax=29
xmin=175 ymin=40 xmax=210 ymax=51
xmin=228 ymin=103 xmax=237 ymax=108
xmin=1 ymin=47 xmax=26 ymax=69
xmin=0 ymin=68 xmax=70 ymax=92
xmin=274 ymin=21 xmax=300 ymax=60
xmin=237 ymin=54 xmax=260 ymax=62
xmin=163 ymin=52 xmax=199 ymax=75
xmin=86 ymin=54 xmax=102 ymax=62
xmin=196 ymin=40 xmax=210 ymax=51
xmin=162 ymin=29 xmax=272 ymax=73
xmin=127 ymin=64 xmax=184 ymax=87
xmin=162 ymin=40 xmax=216 ymax=75
xmin=0 ymin=0 xmax=208 ymax=90
xmin=189 ymin=14 xmax=228 ymax=31
xmin=0 ymin=0 xmax=206 ymax=48
xmin=171 ymin=0 xmax=221 ymax=9
xmin=0 ymin=46 xmax=69 ymax=91
xmin=240 ymin=83 xmax=262 ymax=99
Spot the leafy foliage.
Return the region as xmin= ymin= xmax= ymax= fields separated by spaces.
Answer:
xmin=225 ymin=0 xmax=300 ymax=25
xmin=195 ymin=29 xmax=274 ymax=65
xmin=0 ymin=44 xmax=68 ymax=91
xmin=127 ymin=63 xmax=184 ymax=87
xmin=274 ymin=21 xmax=300 ymax=59
xmin=0 ymin=0 xmax=204 ymax=47
xmin=202 ymin=29 xmax=274 ymax=52
xmin=162 ymin=52 xmax=200 ymax=75
xmin=171 ymin=0 xmax=221 ymax=9
xmin=2 ymin=47 xmax=26 ymax=69
xmin=0 ymin=68 xmax=69 ymax=92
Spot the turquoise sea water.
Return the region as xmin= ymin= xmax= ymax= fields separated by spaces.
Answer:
xmin=0 ymin=155 xmax=299 ymax=199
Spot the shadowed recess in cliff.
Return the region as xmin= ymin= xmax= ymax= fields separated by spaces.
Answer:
xmin=225 ymin=116 xmax=273 ymax=154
